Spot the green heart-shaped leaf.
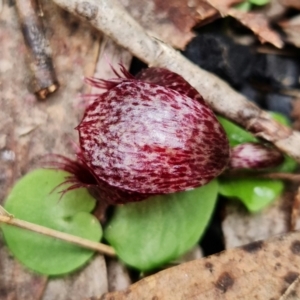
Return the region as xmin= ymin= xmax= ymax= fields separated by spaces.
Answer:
xmin=1 ymin=169 xmax=102 ymax=275
xmin=249 ymin=0 xmax=270 ymax=5
xmin=235 ymin=1 xmax=252 ymax=11
xmin=219 ymin=178 xmax=284 ymax=212
xmin=217 ymin=116 xmax=257 ymax=147
xmin=104 ymin=180 xmax=218 ymax=271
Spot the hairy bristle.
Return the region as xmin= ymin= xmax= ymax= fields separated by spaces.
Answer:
xmin=111 ymin=63 xmax=135 ymax=79
xmin=44 ymin=153 xmax=152 ymax=204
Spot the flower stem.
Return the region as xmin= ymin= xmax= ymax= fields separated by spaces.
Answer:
xmin=0 ymin=206 xmax=116 ymax=257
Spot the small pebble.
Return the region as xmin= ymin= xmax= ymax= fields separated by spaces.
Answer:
xmin=1 ymin=150 xmax=15 ymax=162
xmin=107 ymin=259 xmax=131 ymax=292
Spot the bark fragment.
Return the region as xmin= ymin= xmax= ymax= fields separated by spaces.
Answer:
xmin=15 ymin=0 xmax=59 ymax=99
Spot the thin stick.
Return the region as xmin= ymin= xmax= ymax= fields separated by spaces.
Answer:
xmin=257 ymin=172 xmax=300 ymax=181
xmin=15 ymin=0 xmax=59 ymax=99
xmin=51 ymin=0 xmax=300 ymax=163
xmin=224 ymin=171 xmax=300 ymax=182
xmin=0 ymin=212 xmax=116 ymax=257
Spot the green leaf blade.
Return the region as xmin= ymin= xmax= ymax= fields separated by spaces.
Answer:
xmin=235 ymin=1 xmax=252 ymax=11
xmin=217 ymin=116 xmax=257 ymax=147
xmin=249 ymin=0 xmax=270 ymax=6
xmin=1 ymin=169 xmax=102 ymax=275
xmin=219 ymin=178 xmax=284 ymax=212
xmin=104 ymin=180 xmax=218 ymax=271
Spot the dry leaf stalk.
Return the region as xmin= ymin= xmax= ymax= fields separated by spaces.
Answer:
xmin=0 ymin=206 xmax=116 ymax=257
xmin=51 ymin=0 xmax=300 ymax=163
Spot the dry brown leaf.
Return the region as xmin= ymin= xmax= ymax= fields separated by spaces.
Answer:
xmin=280 ymin=0 xmax=300 ymax=10
xmin=228 ymin=9 xmax=284 ymax=48
xmin=100 ymin=229 xmax=300 ymax=300
xmin=119 ymin=0 xmax=243 ymax=49
xmin=280 ymin=15 xmax=300 ymax=48
xmin=118 ymin=0 xmax=212 ymax=49
xmin=206 ymin=0 xmax=284 ymax=48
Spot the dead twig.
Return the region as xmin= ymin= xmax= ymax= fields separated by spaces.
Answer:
xmin=0 ymin=206 xmax=116 ymax=257
xmin=15 ymin=0 xmax=59 ymax=99
xmin=225 ymin=171 xmax=300 ymax=182
xmin=51 ymin=0 xmax=300 ymax=163
xmin=258 ymin=173 xmax=300 ymax=182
